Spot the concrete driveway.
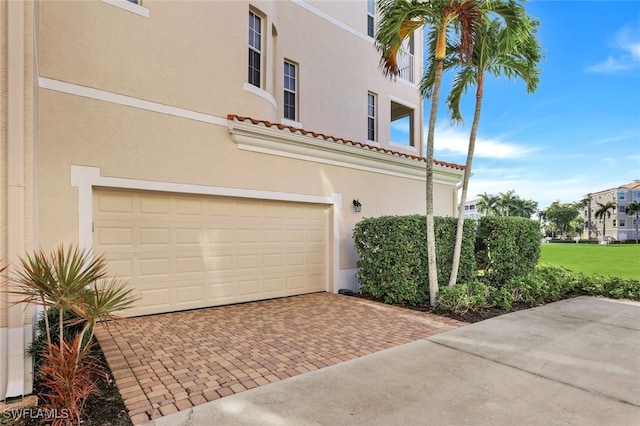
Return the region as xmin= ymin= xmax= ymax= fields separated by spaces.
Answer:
xmin=141 ymin=296 xmax=640 ymax=426
xmin=95 ymin=293 xmax=465 ymax=424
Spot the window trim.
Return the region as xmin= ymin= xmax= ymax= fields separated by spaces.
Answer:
xmin=367 ymin=92 xmax=377 ymax=143
xmin=389 ymin=96 xmax=416 ymax=148
xmin=248 ymin=9 xmax=264 ymax=88
xmin=284 ymin=60 xmax=298 ymax=121
xmin=367 ymin=0 xmax=376 ymax=38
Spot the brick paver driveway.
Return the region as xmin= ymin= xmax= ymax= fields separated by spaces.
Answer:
xmin=95 ymin=293 xmax=466 ymax=424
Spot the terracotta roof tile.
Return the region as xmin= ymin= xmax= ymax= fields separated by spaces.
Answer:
xmin=620 ymin=180 xmax=640 ymax=190
xmin=227 ymin=114 xmax=465 ymax=171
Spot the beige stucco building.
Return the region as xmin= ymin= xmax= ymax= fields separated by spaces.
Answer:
xmin=0 ymin=0 xmax=464 ymax=400
xmin=581 ymin=180 xmax=640 ymax=241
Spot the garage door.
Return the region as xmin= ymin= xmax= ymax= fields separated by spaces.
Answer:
xmin=93 ymin=188 xmax=327 ymax=317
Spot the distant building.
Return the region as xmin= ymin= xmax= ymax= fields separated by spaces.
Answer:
xmin=581 ymin=180 xmax=640 ymax=241
xmin=462 ymin=197 xmax=485 ymax=220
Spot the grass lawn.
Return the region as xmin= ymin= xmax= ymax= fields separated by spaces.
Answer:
xmin=539 ymin=243 xmax=640 ymax=280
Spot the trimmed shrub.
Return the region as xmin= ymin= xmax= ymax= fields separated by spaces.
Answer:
xmin=438 ymin=280 xmax=491 ymax=314
xmin=579 ymin=274 xmax=640 ymax=300
xmin=505 ymin=265 xmax=579 ymax=306
xmin=477 ymin=216 xmax=541 ymax=286
xmin=489 ymin=286 xmax=514 ymax=311
xmin=353 ymin=215 xmax=476 ymax=303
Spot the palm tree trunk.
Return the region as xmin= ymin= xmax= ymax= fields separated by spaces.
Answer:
xmin=426 ymin=58 xmax=444 ymax=306
xmin=449 ymin=72 xmax=484 ymax=287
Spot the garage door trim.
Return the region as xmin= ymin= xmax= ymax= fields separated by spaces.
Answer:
xmin=70 ymin=165 xmax=339 ymax=297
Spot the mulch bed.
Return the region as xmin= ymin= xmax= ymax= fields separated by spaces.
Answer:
xmin=352 ymin=292 xmax=533 ymax=323
xmin=10 ymin=345 xmax=132 ymax=426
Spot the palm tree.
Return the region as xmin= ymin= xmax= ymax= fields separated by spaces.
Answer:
xmin=426 ymin=13 xmax=540 ymax=286
xmin=625 ymin=200 xmax=640 ymax=243
xmin=476 ymin=192 xmax=498 ymax=215
xmin=512 ymin=198 xmax=539 ymax=219
xmin=376 ymin=0 xmax=526 ymax=304
xmin=594 ymin=201 xmax=616 ymax=241
xmin=496 ymin=190 xmax=518 ymax=216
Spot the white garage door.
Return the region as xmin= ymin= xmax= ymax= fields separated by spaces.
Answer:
xmin=93 ymin=188 xmax=327 ymax=317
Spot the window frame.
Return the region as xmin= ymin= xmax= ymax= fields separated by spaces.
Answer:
xmin=283 ymin=60 xmax=298 ymax=121
xmin=367 ymin=92 xmax=377 ymax=142
xmin=389 ymin=99 xmax=415 ymax=148
xmin=248 ymin=9 xmax=263 ymax=88
xmin=367 ymin=0 xmax=375 ymax=37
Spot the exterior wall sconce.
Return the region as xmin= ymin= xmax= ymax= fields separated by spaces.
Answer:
xmin=353 ymin=199 xmax=362 ymax=213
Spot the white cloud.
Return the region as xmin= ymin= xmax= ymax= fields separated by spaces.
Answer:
xmin=587 ymin=22 xmax=640 ymax=73
xmin=587 ymin=56 xmax=631 ymax=73
xmin=432 ymin=122 xmax=535 ymax=159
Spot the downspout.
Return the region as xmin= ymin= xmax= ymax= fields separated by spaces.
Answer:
xmin=3 ymin=0 xmax=27 ymax=399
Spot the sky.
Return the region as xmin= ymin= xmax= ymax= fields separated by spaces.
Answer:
xmin=398 ymin=0 xmax=640 ymax=210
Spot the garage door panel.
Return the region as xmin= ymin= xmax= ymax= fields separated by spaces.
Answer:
xmin=175 ymin=256 xmax=205 ymax=275
xmin=138 ymin=227 xmax=171 ymax=245
xmin=139 ymin=257 xmax=171 ymax=277
xmin=94 ymin=189 xmax=328 ymax=317
xmin=136 ymin=288 xmax=172 ymax=310
xmin=263 ymin=277 xmax=285 ymax=293
xmin=96 ymin=191 xmax=134 ymax=213
xmin=177 ymin=199 xmax=204 ymax=216
xmin=263 ymin=253 xmax=284 ymax=269
xmin=96 ymin=226 xmax=133 ymax=246
xmin=139 ymin=195 xmax=171 ymax=214
xmin=176 ymin=285 xmax=204 ymax=304
xmin=175 ymin=227 xmax=204 ymax=245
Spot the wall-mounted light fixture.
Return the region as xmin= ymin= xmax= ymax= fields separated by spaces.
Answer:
xmin=353 ymin=199 xmax=362 ymax=213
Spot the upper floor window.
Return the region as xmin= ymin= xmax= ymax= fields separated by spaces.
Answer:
xmin=620 ymin=219 xmax=626 ymax=227
xmin=248 ymin=10 xmax=263 ymax=88
xmin=398 ymin=35 xmax=415 ymax=83
xmin=390 ymin=100 xmax=414 ymax=147
xmin=619 ymin=191 xmax=626 ymax=200
xmin=367 ymin=0 xmax=375 ymax=37
xmin=367 ymin=93 xmax=376 ymax=142
xmin=284 ymin=61 xmax=297 ymax=120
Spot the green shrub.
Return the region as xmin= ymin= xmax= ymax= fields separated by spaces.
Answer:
xmin=578 ymin=274 xmax=640 ymax=300
xmin=353 ymin=215 xmax=475 ymax=303
xmin=438 ymin=280 xmax=491 ymax=314
xmin=477 ymin=216 xmax=541 ymax=286
xmin=504 ymin=265 xmax=576 ymax=306
xmin=489 ymin=286 xmax=514 ymax=311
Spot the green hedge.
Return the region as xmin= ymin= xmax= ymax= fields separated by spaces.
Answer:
xmin=477 ymin=216 xmax=541 ymax=286
xmin=353 ymin=215 xmax=475 ymax=303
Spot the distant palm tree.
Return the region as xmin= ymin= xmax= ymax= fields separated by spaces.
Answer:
xmin=594 ymin=201 xmax=616 ymax=241
xmin=512 ymin=198 xmax=538 ymax=219
xmin=625 ymin=200 xmax=640 ymax=243
xmin=496 ymin=190 xmax=518 ymax=216
xmin=476 ymin=192 xmax=498 ymax=215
